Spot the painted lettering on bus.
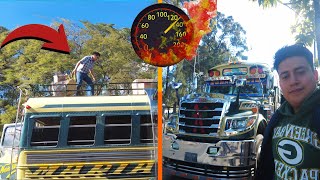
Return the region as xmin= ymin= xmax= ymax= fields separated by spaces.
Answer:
xmin=0 ymin=164 xmax=16 ymax=174
xmin=26 ymin=162 xmax=155 ymax=177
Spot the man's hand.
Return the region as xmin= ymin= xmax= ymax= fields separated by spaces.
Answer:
xmin=89 ymin=69 xmax=95 ymax=82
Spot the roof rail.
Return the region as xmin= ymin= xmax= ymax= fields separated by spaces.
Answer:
xmin=28 ymin=81 xmax=157 ymax=97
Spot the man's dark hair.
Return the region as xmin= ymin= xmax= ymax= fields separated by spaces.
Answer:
xmin=273 ymin=44 xmax=314 ymax=71
xmin=92 ymin=51 xmax=101 ymax=57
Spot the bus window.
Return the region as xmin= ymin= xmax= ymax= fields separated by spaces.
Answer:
xmin=240 ymin=84 xmax=263 ymax=94
xmin=141 ymin=115 xmax=154 ymax=144
xmin=31 ymin=117 xmax=60 ymax=147
xmin=104 ymin=115 xmax=131 ymax=145
xmin=68 ymin=116 xmax=96 ymax=146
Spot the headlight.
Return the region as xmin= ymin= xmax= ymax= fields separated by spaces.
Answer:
xmin=225 ymin=115 xmax=256 ymax=131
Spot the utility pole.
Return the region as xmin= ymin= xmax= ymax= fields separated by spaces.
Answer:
xmin=314 ymin=0 xmax=320 ymax=67
xmin=193 ymin=49 xmax=197 ymax=92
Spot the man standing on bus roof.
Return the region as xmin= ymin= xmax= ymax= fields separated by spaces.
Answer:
xmin=256 ymin=44 xmax=320 ymax=179
xmin=72 ymin=52 xmax=100 ymax=96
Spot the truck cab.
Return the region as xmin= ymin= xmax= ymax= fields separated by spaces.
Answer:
xmin=163 ymin=61 xmax=281 ymax=179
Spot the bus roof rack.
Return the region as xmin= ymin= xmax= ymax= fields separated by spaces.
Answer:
xmin=27 ymin=81 xmax=157 ymax=97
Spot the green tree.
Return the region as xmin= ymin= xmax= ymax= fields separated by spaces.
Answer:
xmin=0 ymin=26 xmax=7 ymax=34
xmin=0 ymin=20 xmax=156 ymax=87
xmin=0 ymin=85 xmax=20 ymax=135
xmin=250 ymin=0 xmax=320 ymax=65
xmin=0 ymin=105 xmax=17 ymax=134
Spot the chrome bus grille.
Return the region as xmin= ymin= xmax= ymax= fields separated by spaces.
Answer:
xmin=164 ymin=157 xmax=255 ymax=178
xmin=179 ymin=102 xmax=223 ymax=136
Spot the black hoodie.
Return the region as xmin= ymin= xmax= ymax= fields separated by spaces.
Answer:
xmin=255 ymin=88 xmax=320 ymax=180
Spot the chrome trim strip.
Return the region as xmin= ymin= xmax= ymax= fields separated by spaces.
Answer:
xmin=181 ymin=116 xmax=221 ymax=120
xmin=178 ymin=124 xmax=219 ymax=128
xmin=26 ymin=150 xmax=154 ymax=164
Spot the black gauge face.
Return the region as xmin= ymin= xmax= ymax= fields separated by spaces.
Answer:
xmin=131 ymin=3 xmax=194 ymax=67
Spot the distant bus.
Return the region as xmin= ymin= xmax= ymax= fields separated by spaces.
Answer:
xmin=14 ymin=94 xmax=157 ymax=179
xmin=0 ymin=123 xmax=22 ymax=179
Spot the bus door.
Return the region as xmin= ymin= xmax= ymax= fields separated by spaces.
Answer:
xmin=0 ymin=123 xmax=22 ymax=179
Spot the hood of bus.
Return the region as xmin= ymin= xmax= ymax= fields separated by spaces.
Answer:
xmin=181 ymin=93 xmax=227 ymax=104
xmin=177 ymin=92 xmax=259 ymax=138
xmin=181 ymin=92 xmax=258 ymax=104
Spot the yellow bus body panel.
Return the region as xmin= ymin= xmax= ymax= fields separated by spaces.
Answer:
xmin=24 ymin=95 xmax=151 ymax=113
xmin=17 ymin=147 xmax=156 ymax=179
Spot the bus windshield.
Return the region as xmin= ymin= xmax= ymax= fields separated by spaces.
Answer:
xmin=206 ymin=82 xmax=264 ymax=96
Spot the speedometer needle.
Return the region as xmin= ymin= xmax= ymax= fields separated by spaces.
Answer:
xmin=164 ymin=17 xmax=181 ymax=34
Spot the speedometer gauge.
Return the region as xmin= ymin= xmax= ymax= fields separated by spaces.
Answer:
xmin=131 ymin=3 xmax=194 ymax=67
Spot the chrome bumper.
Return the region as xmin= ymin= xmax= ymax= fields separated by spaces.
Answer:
xmin=163 ymin=134 xmax=256 ymax=179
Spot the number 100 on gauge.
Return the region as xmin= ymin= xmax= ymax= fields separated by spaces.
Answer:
xmin=131 ymin=3 xmax=194 ymax=67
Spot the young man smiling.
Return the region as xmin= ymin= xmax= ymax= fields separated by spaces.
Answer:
xmin=256 ymin=44 xmax=320 ymax=180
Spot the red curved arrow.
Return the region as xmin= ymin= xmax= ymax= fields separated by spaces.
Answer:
xmin=0 ymin=24 xmax=70 ymax=54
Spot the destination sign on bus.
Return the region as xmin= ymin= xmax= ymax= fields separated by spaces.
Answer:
xmin=209 ymin=80 xmax=232 ymax=85
xmin=223 ymin=67 xmax=247 ymax=76
xmin=247 ymin=78 xmax=267 ymax=83
xmin=206 ymin=74 xmax=266 ymax=82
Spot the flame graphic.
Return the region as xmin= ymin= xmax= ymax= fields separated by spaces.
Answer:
xmin=184 ymin=0 xmax=217 ymax=60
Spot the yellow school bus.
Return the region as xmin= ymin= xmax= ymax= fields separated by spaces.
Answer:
xmin=16 ymin=94 xmax=157 ymax=179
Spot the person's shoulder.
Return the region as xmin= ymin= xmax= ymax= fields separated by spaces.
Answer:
xmin=313 ymin=87 xmax=320 ymax=107
xmin=312 ymin=99 xmax=320 ymax=138
xmin=80 ymin=55 xmax=91 ymax=61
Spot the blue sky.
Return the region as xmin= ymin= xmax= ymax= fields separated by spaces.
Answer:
xmin=0 ymin=0 xmax=155 ymax=30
